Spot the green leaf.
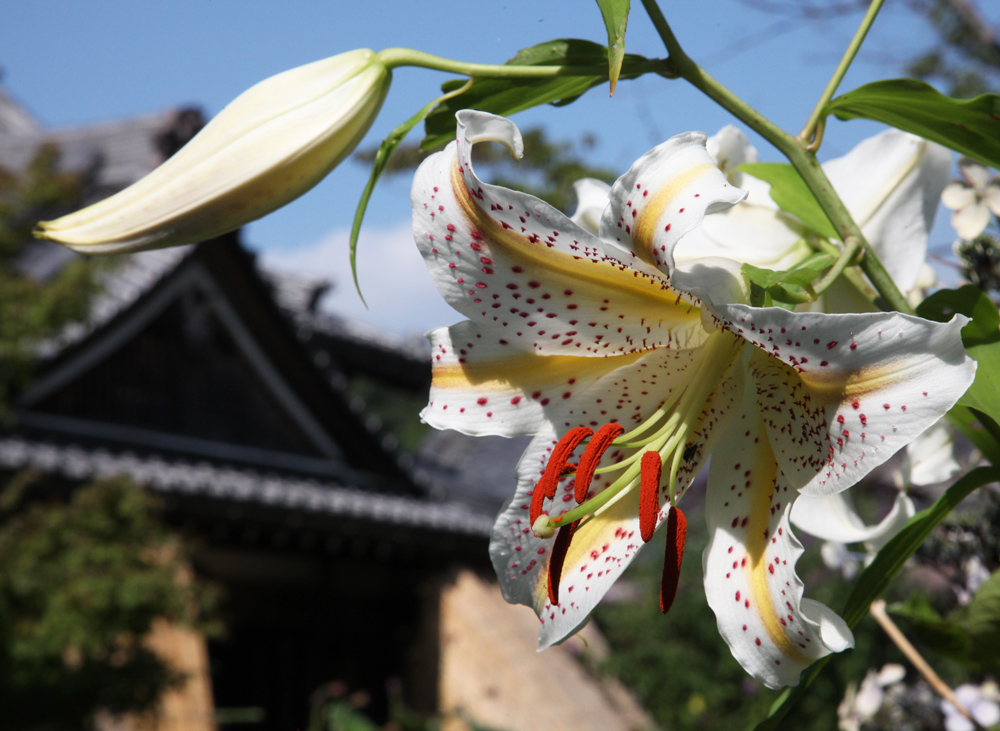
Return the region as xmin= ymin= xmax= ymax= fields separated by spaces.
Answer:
xmin=916 ymin=285 xmax=1000 ymax=423
xmin=595 ymin=0 xmax=630 ymax=94
xmin=421 ymin=39 xmax=655 ymax=150
xmin=826 ymin=79 xmax=1000 ymax=169
xmin=888 ymin=594 xmax=970 ymax=661
xmin=956 ymin=570 xmax=1000 ymax=674
xmin=738 ymin=163 xmax=839 ymax=240
xmin=753 ymin=465 xmax=1000 ymax=731
xmin=350 ymin=80 xmax=473 ymax=302
xmin=741 ymin=254 xmax=833 ymax=308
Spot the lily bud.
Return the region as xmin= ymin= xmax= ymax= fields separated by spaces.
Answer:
xmin=37 ymin=49 xmax=390 ymax=254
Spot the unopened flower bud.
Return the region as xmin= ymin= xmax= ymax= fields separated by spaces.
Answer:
xmin=37 ymin=49 xmax=390 ymax=254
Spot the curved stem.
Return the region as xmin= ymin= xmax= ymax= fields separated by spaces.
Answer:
xmin=376 ymin=47 xmax=662 ymax=79
xmin=811 ymin=236 xmax=860 ymax=299
xmin=798 ymin=0 xmax=886 ymax=147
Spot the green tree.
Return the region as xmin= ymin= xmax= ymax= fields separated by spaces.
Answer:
xmin=0 ymin=144 xmax=103 ymax=417
xmin=0 ymin=147 xmax=219 ymax=729
xmin=0 ymin=474 xmax=219 ymax=730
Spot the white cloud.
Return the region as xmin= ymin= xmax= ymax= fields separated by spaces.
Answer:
xmin=262 ymin=219 xmax=460 ymax=337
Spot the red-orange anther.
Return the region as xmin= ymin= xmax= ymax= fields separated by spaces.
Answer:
xmin=574 ymin=423 xmax=625 ymax=503
xmin=660 ymin=507 xmax=687 ymax=613
xmin=528 ymin=427 xmax=591 ymax=524
xmin=547 ymin=519 xmax=579 ymax=605
xmin=639 ymin=451 xmax=662 ymax=543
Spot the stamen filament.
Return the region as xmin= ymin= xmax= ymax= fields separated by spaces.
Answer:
xmin=615 ymin=384 xmax=687 ymax=444
xmin=549 ymin=332 xmax=740 ymax=533
xmin=553 ymin=453 xmax=645 ymax=525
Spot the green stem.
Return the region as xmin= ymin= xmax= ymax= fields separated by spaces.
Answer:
xmin=798 ymin=0 xmax=886 ymax=147
xmin=641 ymin=0 xmax=914 ymax=315
xmin=376 ymin=47 xmax=658 ymax=79
xmin=811 ymin=236 xmax=860 ymax=299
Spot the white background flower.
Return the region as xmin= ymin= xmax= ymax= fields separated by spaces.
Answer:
xmin=942 ymin=158 xmax=1000 ymax=240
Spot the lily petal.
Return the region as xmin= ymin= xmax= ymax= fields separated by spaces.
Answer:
xmin=674 ymin=204 xmax=812 ymax=272
xmin=411 ymin=111 xmax=709 ymax=358
xmin=706 ymin=125 xmax=759 ymax=185
xmin=790 ymin=490 xmax=915 ymax=545
xmin=598 ymin=132 xmax=747 ymax=271
xmin=704 ymin=390 xmax=853 ymax=689
xmin=718 ymin=306 xmax=975 ymax=497
xmin=569 ymin=178 xmax=612 ymax=235
xmin=421 ymin=321 xmax=644 ymax=437
xmin=901 ymin=419 xmax=961 ymax=486
xmin=823 ymin=130 xmax=951 ymax=291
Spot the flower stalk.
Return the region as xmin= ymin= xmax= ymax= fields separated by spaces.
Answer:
xmin=798 ymin=0 xmax=887 ymax=148
xmin=869 ymin=600 xmax=985 ymax=730
xmin=375 ymin=47 xmax=665 ymax=79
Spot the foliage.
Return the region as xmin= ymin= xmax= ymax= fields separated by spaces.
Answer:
xmin=420 ymin=39 xmax=658 ymax=151
xmin=955 ymin=235 xmax=1000 ymax=297
xmin=0 ymin=145 xmax=106 ymax=418
xmin=825 ymin=80 xmax=1000 ymax=169
xmin=0 ymin=474 xmax=220 ymax=729
xmin=0 ymin=147 xmax=219 ymax=729
xmin=903 ymin=0 xmax=1000 ymax=98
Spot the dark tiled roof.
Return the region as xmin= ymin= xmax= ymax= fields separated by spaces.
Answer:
xmin=0 ymin=436 xmax=493 ymax=537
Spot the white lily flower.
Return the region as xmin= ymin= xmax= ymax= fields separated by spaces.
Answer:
xmin=942 ymin=157 xmax=1000 ymax=240
xmin=675 ymin=127 xmax=952 ymax=293
xmin=38 ymin=49 xmax=390 ymax=254
xmin=410 ymin=110 xmax=975 ymax=688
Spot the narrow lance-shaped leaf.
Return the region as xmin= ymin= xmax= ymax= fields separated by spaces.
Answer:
xmin=595 ymin=0 xmax=630 ymax=94
xmin=738 ymin=162 xmax=839 ymax=240
xmin=825 ymin=79 xmax=1000 ymax=169
xmin=421 ymin=39 xmax=658 ymax=150
xmin=349 ymin=80 xmax=472 ymax=302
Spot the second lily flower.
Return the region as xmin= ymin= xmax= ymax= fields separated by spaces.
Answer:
xmin=411 ymin=110 xmax=975 ymax=689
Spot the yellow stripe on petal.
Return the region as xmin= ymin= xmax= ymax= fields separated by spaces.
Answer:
xmin=433 ymin=350 xmax=644 ymax=392
xmin=742 ymin=443 xmax=813 ymax=668
xmin=632 ymin=162 xmax=718 ymax=261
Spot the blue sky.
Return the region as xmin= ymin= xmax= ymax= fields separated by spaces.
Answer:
xmin=2 ymin=1 xmax=948 ymax=334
